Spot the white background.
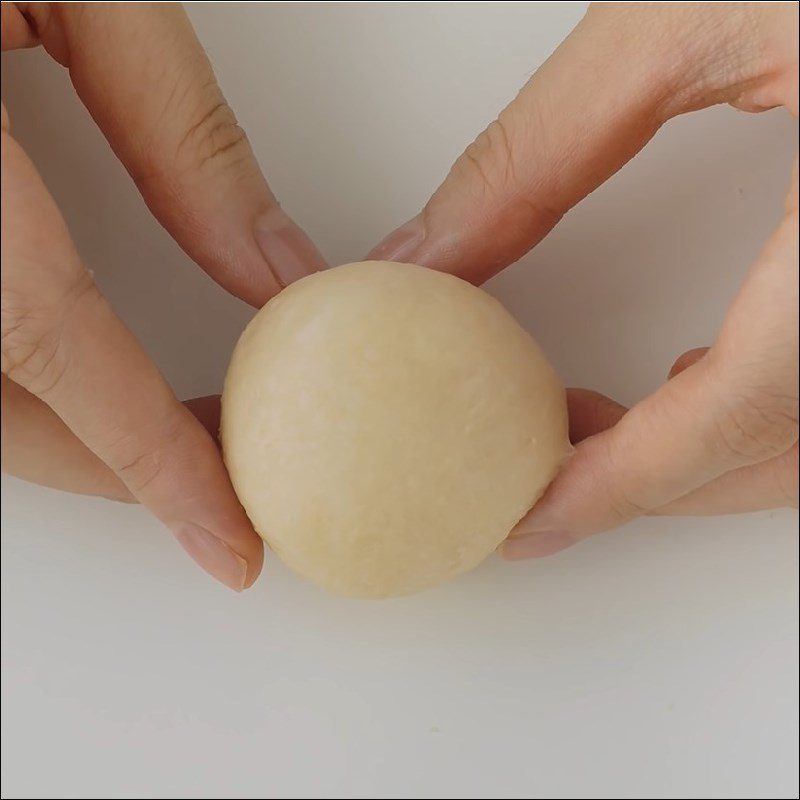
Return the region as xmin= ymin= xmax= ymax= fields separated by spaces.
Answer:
xmin=2 ymin=3 xmax=798 ymax=798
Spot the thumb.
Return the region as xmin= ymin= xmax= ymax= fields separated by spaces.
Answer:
xmin=508 ymin=196 xmax=798 ymax=541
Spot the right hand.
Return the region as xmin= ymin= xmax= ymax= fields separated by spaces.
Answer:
xmin=368 ymin=2 xmax=799 ymax=557
xmin=1 ymin=3 xmax=326 ymax=590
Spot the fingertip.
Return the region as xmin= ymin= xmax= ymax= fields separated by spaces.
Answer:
xmin=365 ymin=213 xmax=498 ymax=285
xmin=183 ymin=395 xmax=221 ymax=443
xmin=171 ymin=523 xmax=246 ymax=591
xmin=667 ymin=347 xmax=710 ymax=379
xmin=499 ymin=530 xmax=578 ymax=560
xmin=202 ymin=208 xmax=328 ymax=308
xmin=172 ymin=521 xmax=263 ymax=592
xmin=566 ymin=388 xmax=628 ymax=443
xmin=241 ymin=536 xmax=264 ymax=590
xmin=366 ymin=215 xmax=425 ymax=264
xmin=254 ymin=209 xmax=328 ymax=293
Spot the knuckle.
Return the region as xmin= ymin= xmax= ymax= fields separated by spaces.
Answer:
xmin=105 ymin=408 xmax=199 ymax=498
xmin=175 ymin=92 xmax=249 ymax=173
xmin=114 ymin=447 xmax=167 ymax=497
xmin=1 ymin=270 xmax=95 ymax=397
xmin=451 ymin=113 xmax=562 ymax=239
xmin=458 ymin=117 xmax=517 ymax=195
xmin=716 ymin=391 xmax=799 ymax=462
xmin=605 ymin=485 xmax=649 ymax=524
xmin=597 ymin=436 xmax=650 ymax=524
xmin=132 ymin=65 xmax=252 ymax=189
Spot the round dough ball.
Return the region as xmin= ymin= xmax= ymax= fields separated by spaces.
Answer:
xmin=221 ymin=261 xmax=568 ymax=598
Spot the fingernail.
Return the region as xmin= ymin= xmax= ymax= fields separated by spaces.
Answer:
xmin=509 ymin=504 xmax=562 ymax=537
xmin=499 ymin=530 xmax=577 ymax=561
xmin=172 ymin=523 xmax=248 ymax=591
xmin=367 ymin=215 xmax=425 ymax=263
xmin=254 ymin=212 xmax=327 ymax=289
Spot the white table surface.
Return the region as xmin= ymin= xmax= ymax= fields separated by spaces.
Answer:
xmin=1 ymin=4 xmax=798 ymax=799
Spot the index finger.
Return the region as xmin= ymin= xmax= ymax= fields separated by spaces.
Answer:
xmin=368 ymin=3 xmax=797 ymax=282
xmin=16 ymin=2 xmax=325 ymax=305
xmin=2 ymin=125 xmax=263 ymax=591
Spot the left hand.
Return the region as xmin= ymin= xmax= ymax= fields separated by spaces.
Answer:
xmin=1 ymin=3 xmax=326 ymax=589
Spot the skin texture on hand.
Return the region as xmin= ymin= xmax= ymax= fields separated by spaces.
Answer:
xmin=369 ymin=2 xmax=799 ymax=556
xmin=1 ymin=3 xmax=328 ymax=590
xmin=3 ymin=3 xmax=797 ymax=583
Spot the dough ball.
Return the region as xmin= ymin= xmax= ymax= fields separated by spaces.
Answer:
xmin=221 ymin=261 xmax=568 ymax=598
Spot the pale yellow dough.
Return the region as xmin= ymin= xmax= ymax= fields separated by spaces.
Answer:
xmin=221 ymin=261 xmax=568 ymax=598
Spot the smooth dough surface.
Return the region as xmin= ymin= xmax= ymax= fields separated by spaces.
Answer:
xmin=222 ymin=261 xmax=568 ymax=598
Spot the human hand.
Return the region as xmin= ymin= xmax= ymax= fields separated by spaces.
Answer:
xmin=369 ymin=2 xmax=799 ymax=557
xmin=1 ymin=3 xmax=326 ymax=588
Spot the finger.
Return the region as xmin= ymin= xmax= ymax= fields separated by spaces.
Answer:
xmin=499 ymin=386 xmax=626 ymax=560
xmin=505 ymin=357 xmax=797 ymax=559
xmin=183 ymin=394 xmax=222 ymax=445
xmin=1 ymin=2 xmax=39 ymax=49
xmin=503 ymin=435 xmax=798 ymax=563
xmin=566 ymin=388 xmax=627 ymax=445
xmin=654 ymin=443 xmax=798 ymax=515
xmin=502 ymin=434 xmax=798 ymax=562
xmin=509 ymin=200 xmax=798 ymax=541
xmin=20 ymin=2 xmax=325 ymax=306
xmin=2 ymin=129 xmax=262 ymax=590
xmin=1 ymin=377 xmax=224 ymax=503
xmin=1 ymin=373 xmax=131 ymax=501
xmin=565 ymin=352 xmax=736 ymax=454
xmin=566 ymin=354 xmax=733 ymax=446
xmin=495 ymin=388 xmax=625 ymax=560
xmin=502 ymin=442 xmax=798 ymax=559
xmin=368 ymin=3 xmax=797 ymax=282
xmin=502 ymin=451 xmax=798 ymax=565
xmin=667 ymin=347 xmax=710 ymax=380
